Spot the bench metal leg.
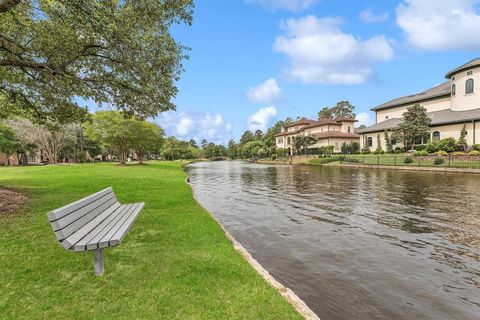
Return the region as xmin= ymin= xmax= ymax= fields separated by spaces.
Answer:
xmin=93 ymin=249 xmax=104 ymax=276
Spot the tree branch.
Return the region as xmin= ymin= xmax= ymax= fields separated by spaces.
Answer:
xmin=0 ymin=0 xmax=22 ymax=14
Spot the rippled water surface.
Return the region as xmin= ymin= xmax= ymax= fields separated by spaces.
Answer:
xmin=186 ymin=161 xmax=480 ymax=320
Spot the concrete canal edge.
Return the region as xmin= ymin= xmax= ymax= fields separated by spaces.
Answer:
xmin=184 ymin=176 xmax=320 ymax=320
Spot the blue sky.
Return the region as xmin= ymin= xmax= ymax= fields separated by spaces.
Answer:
xmin=155 ymin=0 xmax=479 ymax=143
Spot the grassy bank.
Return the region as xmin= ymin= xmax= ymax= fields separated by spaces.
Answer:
xmin=340 ymin=154 xmax=480 ymax=169
xmin=0 ymin=162 xmax=302 ymax=319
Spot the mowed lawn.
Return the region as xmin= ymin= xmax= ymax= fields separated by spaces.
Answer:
xmin=0 ymin=162 xmax=302 ymax=319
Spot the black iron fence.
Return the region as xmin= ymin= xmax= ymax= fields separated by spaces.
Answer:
xmin=339 ymin=154 xmax=480 ymax=169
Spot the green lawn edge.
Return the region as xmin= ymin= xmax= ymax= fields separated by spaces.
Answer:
xmin=0 ymin=161 xmax=302 ymax=320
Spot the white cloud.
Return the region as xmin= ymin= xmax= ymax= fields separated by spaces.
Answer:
xmin=246 ymin=78 xmax=283 ymax=104
xmin=156 ymin=111 xmax=234 ymax=144
xmin=356 ymin=112 xmax=375 ymax=127
xmin=273 ymin=15 xmax=394 ymax=84
xmin=396 ymin=0 xmax=480 ymax=51
xmin=248 ymin=106 xmax=278 ymax=131
xmin=359 ymin=10 xmax=389 ymax=24
xmin=245 ymin=0 xmax=320 ymax=11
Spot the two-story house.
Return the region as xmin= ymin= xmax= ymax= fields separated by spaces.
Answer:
xmin=275 ymin=117 xmax=360 ymax=155
xmin=358 ymin=58 xmax=480 ymax=150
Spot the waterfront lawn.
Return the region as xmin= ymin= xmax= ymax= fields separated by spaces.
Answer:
xmin=0 ymin=162 xmax=302 ymax=319
xmin=342 ymin=154 xmax=480 ymax=169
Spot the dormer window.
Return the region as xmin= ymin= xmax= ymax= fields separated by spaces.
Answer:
xmin=452 ymin=84 xmax=456 ymax=96
xmin=466 ymin=79 xmax=474 ymax=94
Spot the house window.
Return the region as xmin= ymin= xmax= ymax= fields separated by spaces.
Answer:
xmin=348 ymin=126 xmax=351 ymax=133
xmin=391 ymin=137 xmax=397 ymax=145
xmin=277 ymin=137 xmax=283 ymax=144
xmin=467 ymin=71 xmax=473 ymax=75
xmin=432 ymin=131 xmax=440 ymax=142
xmin=466 ymin=79 xmax=474 ymax=94
xmin=287 ymin=137 xmax=291 ymax=145
xmin=452 ymin=84 xmax=456 ymax=96
xmin=27 ymin=154 xmax=37 ymax=163
xmin=367 ymin=137 xmax=373 ymax=147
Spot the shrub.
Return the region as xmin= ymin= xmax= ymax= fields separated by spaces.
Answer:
xmin=404 ymin=157 xmax=413 ymax=164
xmin=437 ymin=150 xmax=448 ymax=156
xmin=472 ymin=144 xmax=480 ymax=151
xmin=394 ymin=149 xmax=402 ymax=154
xmin=426 ymin=141 xmax=440 ymax=153
xmin=468 ymin=150 xmax=480 ymax=156
xmin=438 ymin=137 xmax=458 ymax=152
xmin=452 ymin=151 xmax=465 ymax=156
xmin=373 ymin=150 xmax=384 ymax=154
xmin=414 ymin=150 xmax=428 ymax=156
xmin=361 ymin=147 xmax=371 ymax=154
xmin=434 ymin=157 xmax=445 ymax=165
xmin=414 ymin=145 xmax=427 ymax=151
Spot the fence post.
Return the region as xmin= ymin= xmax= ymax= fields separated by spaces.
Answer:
xmin=363 ymin=156 xmax=365 ymax=164
xmin=418 ymin=156 xmax=421 ymax=166
xmin=394 ymin=156 xmax=397 ymax=166
xmin=377 ymin=156 xmax=380 ymax=165
xmin=448 ymin=154 xmax=451 ymax=167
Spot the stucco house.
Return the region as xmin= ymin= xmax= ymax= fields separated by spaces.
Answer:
xmin=358 ymin=58 xmax=480 ymax=150
xmin=275 ymin=117 xmax=360 ymax=155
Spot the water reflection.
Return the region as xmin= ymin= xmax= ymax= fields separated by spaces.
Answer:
xmin=186 ymin=161 xmax=480 ymax=320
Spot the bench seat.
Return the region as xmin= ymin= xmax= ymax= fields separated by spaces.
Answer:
xmin=47 ymin=187 xmax=144 ymax=275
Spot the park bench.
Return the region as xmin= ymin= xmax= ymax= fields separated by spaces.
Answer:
xmin=47 ymin=187 xmax=144 ymax=276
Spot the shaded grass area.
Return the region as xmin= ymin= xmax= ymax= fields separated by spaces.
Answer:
xmin=0 ymin=162 xmax=302 ymax=319
xmin=308 ymin=158 xmax=339 ymax=166
xmin=341 ymin=154 xmax=480 ymax=169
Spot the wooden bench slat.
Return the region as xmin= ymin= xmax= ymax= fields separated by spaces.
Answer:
xmin=85 ymin=204 xmax=135 ymax=251
xmin=61 ymin=202 xmax=122 ymax=250
xmin=54 ymin=196 xmax=118 ymax=241
xmin=48 ymin=187 xmax=113 ymax=221
xmin=73 ymin=204 xmax=130 ymax=252
xmin=109 ymin=202 xmax=145 ymax=247
xmin=97 ymin=203 xmax=140 ymax=249
xmin=51 ymin=192 xmax=116 ymax=231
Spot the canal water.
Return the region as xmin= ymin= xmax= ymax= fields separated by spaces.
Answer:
xmin=185 ymin=161 xmax=480 ymax=320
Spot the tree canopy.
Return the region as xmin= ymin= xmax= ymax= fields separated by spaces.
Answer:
xmin=0 ymin=0 xmax=194 ymax=122
xmin=317 ymin=101 xmax=356 ymax=120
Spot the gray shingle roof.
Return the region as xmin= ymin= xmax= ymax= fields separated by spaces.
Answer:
xmin=372 ymin=82 xmax=451 ymax=111
xmin=357 ymin=108 xmax=480 ymax=134
xmin=445 ymin=58 xmax=480 ymax=79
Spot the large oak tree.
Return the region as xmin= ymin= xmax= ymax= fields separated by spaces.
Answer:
xmin=0 ymin=0 xmax=193 ymax=122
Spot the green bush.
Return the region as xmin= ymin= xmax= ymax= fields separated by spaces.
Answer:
xmin=414 ymin=150 xmax=428 ymax=156
xmin=472 ymin=144 xmax=480 ymax=151
xmin=437 ymin=150 xmax=448 ymax=156
xmin=373 ymin=150 xmax=385 ymax=154
xmin=426 ymin=141 xmax=440 ymax=153
xmin=468 ymin=150 xmax=480 ymax=156
xmin=361 ymin=147 xmax=371 ymax=154
xmin=414 ymin=145 xmax=427 ymax=151
xmin=434 ymin=157 xmax=445 ymax=165
xmin=404 ymin=157 xmax=413 ymax=164
xmin=452 ymin=151 xmax=465 ymax=156
xmin=394 ymin=148 xmax=402 ymax=154
xmin=438 ymin=137 xmax=458 ymax=152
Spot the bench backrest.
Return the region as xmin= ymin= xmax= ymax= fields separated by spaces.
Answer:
xmin=47 ymin=187 xmax=118 ymax=242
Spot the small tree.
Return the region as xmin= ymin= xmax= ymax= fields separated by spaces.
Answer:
xmin=458 ymin=125 xmax=468 ymax=151
xmin=292 ymin=135 xmax=316 ymax=156
xmin=130 ymin=121 xmax=164 ymax=164
xmin=384 ymin=131 xmax=393 ymax=153
xmin=393 ymin=104 xmax=431 ymax=150
xmin=317 ymin=107 xmax=334 ymax=120
xmin=375 ymin=134 xmax=383 ymax=154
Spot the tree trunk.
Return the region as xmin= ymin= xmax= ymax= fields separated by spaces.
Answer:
xmin=138 ymin=151 xmax=145 ymax=165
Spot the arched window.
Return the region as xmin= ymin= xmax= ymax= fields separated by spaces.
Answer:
xmin=466 ymin=79 xmax=474 ymax=94
xmin=432 ymin=131 xmax=440 ymax=142
xmin=367 ymin=137 xmax=373 ymax=147
xmin=452 ymin=84 xmax=456 ymax=96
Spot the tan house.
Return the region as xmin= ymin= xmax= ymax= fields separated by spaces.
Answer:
xmin=275 ymin=117 xmax=360 ymax=155
xmin=358 ymin=58 xmax=480 ymax=150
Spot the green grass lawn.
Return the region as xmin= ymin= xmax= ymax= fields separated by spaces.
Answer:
xmin=0 ymin=162 xmax=302 ymax=319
